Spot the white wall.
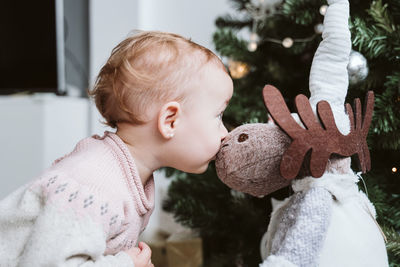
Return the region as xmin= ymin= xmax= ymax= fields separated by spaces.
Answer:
xmin=0 ymin=95 xmax=89 ymax=197
xmin=89 ymin=0 xmax=139 ymax=86
xmin=138 ymin=0 xmax=231 ymax=51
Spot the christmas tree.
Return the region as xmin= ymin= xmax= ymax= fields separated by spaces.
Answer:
xmin=163 ymin=0 xmax=400 ymax=266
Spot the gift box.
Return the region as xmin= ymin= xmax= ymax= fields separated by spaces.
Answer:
xmin=149 ymin=239 xmax=169 ymax=267
xmin=147 ymin=231 xmax=169 ymax=267
xmin=166 ymin=231 xmax=203 ymax=267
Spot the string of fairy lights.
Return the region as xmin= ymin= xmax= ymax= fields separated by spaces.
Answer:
xmin=228 ymin=0 xmax=369 ymax=88
xmin=228 ymin=1 xmax=329 ymax=78
xmin=247 ymin=3 xmax=327 ymax=51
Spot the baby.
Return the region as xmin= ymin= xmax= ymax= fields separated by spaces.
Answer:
xmin=0 ymin=31 xmax=233 ymax=266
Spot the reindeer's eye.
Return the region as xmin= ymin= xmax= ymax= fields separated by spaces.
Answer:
xmin=238 ymin=133 xmax=249 ymax=143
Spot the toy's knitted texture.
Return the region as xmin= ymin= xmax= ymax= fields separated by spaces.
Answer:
xmin=0 ymin=131 xmax=155 ymax=266
xmin=269 ymin=188 xmax=332 ymax=267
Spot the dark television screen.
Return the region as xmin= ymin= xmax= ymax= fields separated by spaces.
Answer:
xmin=0 ymin=0 xmax=61 ymax=94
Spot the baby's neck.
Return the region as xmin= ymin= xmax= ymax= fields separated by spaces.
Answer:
xmin=116 ymin=124 xmax=162 ymax=186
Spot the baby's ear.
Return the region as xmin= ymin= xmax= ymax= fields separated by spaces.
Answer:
xmin=157 ymin=101 xmax=181 ymax=139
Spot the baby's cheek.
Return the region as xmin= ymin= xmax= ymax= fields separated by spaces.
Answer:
xmin=212 ymin=138 xmax=224 ymax=155
xmin=198 ymin=139 xmax=218 ymax=158
xmin=194 ymin=127 xmax=221 ymax=156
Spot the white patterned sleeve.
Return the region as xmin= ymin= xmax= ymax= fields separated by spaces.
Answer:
xmin=17 ymin=204 xmax=133 ymax=266
xmin=15 ymin=178 xmax=134 ymax=267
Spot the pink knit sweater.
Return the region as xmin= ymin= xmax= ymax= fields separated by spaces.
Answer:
xmin=0 ymin=131 xmax=155 ymax=266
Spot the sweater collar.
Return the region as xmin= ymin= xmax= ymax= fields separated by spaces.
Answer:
xmin=102 ymin=131 xmax=155 ymax=216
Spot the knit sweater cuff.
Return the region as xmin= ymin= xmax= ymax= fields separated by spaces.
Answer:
xmin=260 ymin=255 xmax=297 ymax=267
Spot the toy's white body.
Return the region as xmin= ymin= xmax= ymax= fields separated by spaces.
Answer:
xmin=260 ymin=0 xmax=389 ymax=266
xmin=319 ymin=186 xmax=387 ymax=267
xmin=262 ymin=173 xmax=388 ymax=267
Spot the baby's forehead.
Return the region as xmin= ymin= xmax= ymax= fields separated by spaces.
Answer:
xmin=184 ymin=63 xmax=232 ymax=101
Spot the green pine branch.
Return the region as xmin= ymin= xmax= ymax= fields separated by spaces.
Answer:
xmin=213 ymin=28 xmax=249 ymax=60
xmin=389 ymin=0 xmax=400 ymax=25
xmin=350 ymin=17 xmax=389 ymax=59
xmin=368 ymin=0 xmax=396 ymax=33
xmin=351 ymin=0 xmax=400 ymax=59
xmin=215 ymin=14 xmax=253 ymax=29
xmin=383 ymin=226 xmax=400 ymax=266
xmin=282 ymin=0 xmax=325 ymax=26
xmin=371 ymin=73 xmax=400 ymax=149
xmin=362 ymin=170 xmax=400 ymax=229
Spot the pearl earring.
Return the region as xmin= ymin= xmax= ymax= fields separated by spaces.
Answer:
xmin=168 ymin=133 xmax=174 ymax=138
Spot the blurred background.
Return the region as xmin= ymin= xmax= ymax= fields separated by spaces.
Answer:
xmin=1 ymin=0 xmax=399 ymax=266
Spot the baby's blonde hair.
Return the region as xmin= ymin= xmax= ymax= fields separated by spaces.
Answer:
xmin=89 ymin=30 xmax=226 ymax=128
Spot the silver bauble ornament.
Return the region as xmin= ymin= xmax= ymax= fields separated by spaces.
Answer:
xmin=347 ymin=50 xmax=369 ymax=85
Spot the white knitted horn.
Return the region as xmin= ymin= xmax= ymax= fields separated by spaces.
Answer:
xmin=308 ymin=0 xmax=352 ymax=134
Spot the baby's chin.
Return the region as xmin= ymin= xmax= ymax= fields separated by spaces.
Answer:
xmin=188 ymin=162 xmax=211 ymax=174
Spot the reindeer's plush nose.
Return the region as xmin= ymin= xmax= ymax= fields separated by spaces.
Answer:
xmin=237 ymin=133 xmax=249 ymax=142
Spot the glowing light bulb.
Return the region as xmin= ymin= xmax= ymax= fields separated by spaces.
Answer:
xmin=392 ymin=167 xmax=398 ymax=173
xmin=248 ymin=41 xmax=258 ymax=52
xmin=282 ymin=37 xmax=294 ymax=48
xmin=250 ymin=32 xmax=259 ymax=42
xmin=228 ymin=60 xmax=250 ymax=79
xmin=320 ymin=5 xmax=328 ymax=16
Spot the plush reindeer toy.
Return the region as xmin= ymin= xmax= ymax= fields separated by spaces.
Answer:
xmin=215 ymin=0 xmax=389 ymax=266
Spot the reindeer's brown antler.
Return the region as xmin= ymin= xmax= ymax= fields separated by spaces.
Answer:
xmin=263 ymin=85 xmax=374 ymax=179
